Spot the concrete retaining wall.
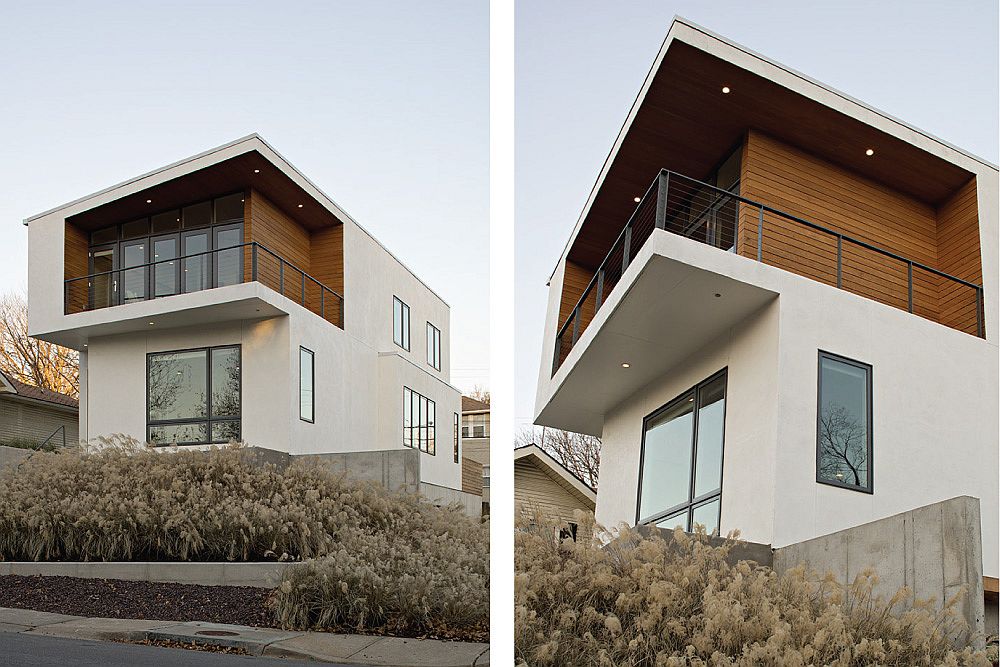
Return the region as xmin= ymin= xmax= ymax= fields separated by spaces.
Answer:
xmin=0 ymin=445 xmax=32 ymax=473
xmin=637 ymin=526 xmax=774 ymax=568
xmin=420 ymin=482 xmax=483 ymax=518
xmin=0 ymin=561 xmax=294 ymax=588
xmin=241 ymin=446 xmax=420 ymax=494
xmin=773 ymin=496 xmax=985 ymax=643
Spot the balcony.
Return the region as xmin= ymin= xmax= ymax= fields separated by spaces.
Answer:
xmin=64 ymin=241 xmax=344 ymax=327
xmin=552 ymin=170 xmax=985 ymax=374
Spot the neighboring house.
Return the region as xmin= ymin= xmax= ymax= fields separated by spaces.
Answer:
xmin=25 ymin=134 xmax=464 ymax=493
xmin=534 ymin=19 xmax=997 ymax=608
xmin=0 ymin=371 xmax=79 ymax=447
xmin=461 ymin=395 xmax=490 ymax=507
xmin=514 ymin=444 xmax=597 ymax=542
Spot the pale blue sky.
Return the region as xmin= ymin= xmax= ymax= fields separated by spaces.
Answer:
xmin=0 ymin=1 xmax=488 ymax=392
xmin=515 ymin=0 xmax=999 ymax=429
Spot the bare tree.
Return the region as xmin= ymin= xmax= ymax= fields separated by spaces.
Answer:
xmin=516 ymin=425 xmax=600 ymax=490
xmin=468 ymin=385 xmax=490 ymax=406
xmin=0 ymin=292 xmax=79 ymax=398
xmin=818 ymin=404 xmax=867 ymax=486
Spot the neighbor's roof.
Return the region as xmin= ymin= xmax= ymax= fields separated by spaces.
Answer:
xmin=461 ymin=396 xmax=490 ymax=413
xmin=0 ymin=371 xmax=78 ymax=409
xmin=514 ymin=444 xmax=597 ymax=509
xmin=24 ymin=133 xmax=449 ymax=308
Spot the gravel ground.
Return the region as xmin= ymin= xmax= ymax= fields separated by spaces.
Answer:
xmin=0 ymin=575 xmax=276 ymax=627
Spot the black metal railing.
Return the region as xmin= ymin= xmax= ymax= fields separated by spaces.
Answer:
xmin=65 ymin=242 xmax=344 ymax=328
xmin=552 ymin=169 xmax=984 ymax=374
xmin=38 ymin=425 xmax=66 ymax=450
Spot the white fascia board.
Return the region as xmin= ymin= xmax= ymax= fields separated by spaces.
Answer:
xmin=23 ymin=134 xmax=449 ymax=308
xmin=547 ymin=16 xmax=999 ymax=284
xmin=514 ymin=444 xmax=597 ymax=505
xmin=0 ymin=371 xmax=16 ymax=394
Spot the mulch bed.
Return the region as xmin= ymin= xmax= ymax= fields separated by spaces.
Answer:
xmin=0 ymin=575 xmax=276 ymax=628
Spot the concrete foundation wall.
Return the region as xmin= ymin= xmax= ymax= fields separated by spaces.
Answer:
xmin=773 ymin=496 xmax=985 ymax=643
xmin=0 ymin=561 xmax=291 ymax=588
xmin=241 ymin=446 xmax=420 ymax=494
xmin=0 ymin=446 xmax=32 ymax=473
xmin=419 ymin=482 xmax=483 ymax=518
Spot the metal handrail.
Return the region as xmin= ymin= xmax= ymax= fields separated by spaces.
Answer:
xmin=553 ymin=169 xmax=985 ymax=374
xmin=38 ymin=425 xmax=66 ymax=450
xmin=64 ymin=241 xmax=344 ymax=327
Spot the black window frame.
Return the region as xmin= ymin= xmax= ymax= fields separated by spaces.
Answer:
xmin=453 ymin=412 xmax=460 ymax=463
xmin=393 ymin=296 xmax=410 ymax=351
xmin=402 ymin=386 xmax=435 ymax=455
xmin=635 ymin=368 xmax=728 ymax=531
xmin=299 ymin=346 xmax=315 ymax=423
xmin=146 ymin=344 xmax=242 ymax=446
xmin=816 ymin=350 xmax=873 ymax=494
xmin=426 ymin=322 xmax=441 ymax=371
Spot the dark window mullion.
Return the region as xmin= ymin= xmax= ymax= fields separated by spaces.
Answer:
xmin=687 ymin=388 xmax=700 ymax=531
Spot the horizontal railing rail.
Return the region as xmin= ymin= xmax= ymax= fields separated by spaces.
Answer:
xmin=64 ymin=241 xmax=344 ymax=328
xmin=552 ymin=169 xmax=984 ymax=375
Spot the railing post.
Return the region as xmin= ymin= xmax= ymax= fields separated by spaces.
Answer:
xmin=655 ymin=171 xmax=670 ymax=230
xmin=977 ymin=287 xmax=984 ymax=338
xmin=339 ymin=297 xmax=344 ymax=328
xmin=623 ymin=226 xmax=632 ymax=269
xmin=571 ymin=308 xmax=580 ymax=345
xmin=321 ymin=289 xmax=325 ymax=318
xmin=279 ymin=260 xmax=285 ymax=295
xmin=251 ymin=244 xmax=258 ymax=282
xmin=595 ymin=269 xmax=604 ymax=310
xmin=907 ymin=261 xmax=913 ymax=313
xmin=756 ymin=206 xmax=764 ymax=262
xmin=301 ymin=273 xmax=306 ymax=304
xmin=836 ymin=235 xmax=843 ymax=289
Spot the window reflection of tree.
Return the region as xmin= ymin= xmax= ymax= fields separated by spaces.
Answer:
xmin=213 ymin=350 xmax=240 ymax=417
xmin=148 ymin=354 xmax=186 ymax=420
xmin=818 ymin=403 xmax=866 ymax=486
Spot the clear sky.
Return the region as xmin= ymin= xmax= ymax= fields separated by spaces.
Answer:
xmin=515 ymin=0 xmax=999 ymax=430
xmin=0 ymin=1 xmax=488 ymax=393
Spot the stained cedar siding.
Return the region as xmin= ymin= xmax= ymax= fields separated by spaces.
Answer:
xmin=557 ymin=260 xmax=597 ymax=366
xmin=310 ymin=224 xmax=344 ymax=298
xmin=936 ymin=178 xmax=982 ymax=335
xmin=247 ymin=188 xmax=312 ymax=302
xmin=515 ymin=458 xmax=593 ymax=542
xmin=64 ymin=222 xmax=89 ymax=314
xmin=739 ymin=130 xmax=942 ymax=323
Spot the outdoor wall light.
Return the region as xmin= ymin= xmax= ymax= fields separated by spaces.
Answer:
xmin=253 ymin=169 xmax=260 ymax=173
xmin=298 ymin=204 xmax=304 ymax=208
xmin=146 ymin=199 xmax=152 ymax=203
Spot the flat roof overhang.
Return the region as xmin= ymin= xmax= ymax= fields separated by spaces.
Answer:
xmin=564 ymin=20 xmax=980 ymax=270
xmin=536 ymin=231 xmax=777 ymax=436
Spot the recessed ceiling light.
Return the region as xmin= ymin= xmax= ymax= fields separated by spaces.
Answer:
xmin=253 ymin=169 xmax=260 ymax=173
xmin=621 ymin=363 xmax=630 ymax=368
xmin=714 ymin=293 xmax=722 ymax=298
xmin=83 ymin=343 xmax=88 ymax=347
xmin=865 ymin=148 xmax=874 ymax=156
xmin=148 ymin=321 xmax=155 ymax=326
xmin=297 ymin=204 xmax=303 ymax=208
xmin=146 ymin=199 xmax=152 ymax=204
xmin=633 ymin=197 xmax=641 ymax=203
xmin=721 ymin=86 xmax=731 ymax=94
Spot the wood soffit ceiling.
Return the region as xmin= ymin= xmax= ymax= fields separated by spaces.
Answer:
xmin=67 ymin=150 xmax=344 ymax=232
xmin=568 ymin=41 xmax=975 ymax=268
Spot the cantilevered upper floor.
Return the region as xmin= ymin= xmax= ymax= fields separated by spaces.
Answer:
xmin=536 ymin=18 xmax=998 ymax=433
xmin=26 ymin=135 xmax=453 ymax=380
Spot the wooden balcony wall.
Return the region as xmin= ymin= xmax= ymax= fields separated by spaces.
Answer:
xmin=936 ymin=178 xmax=982 ymax=335
xmin=64 ymin=221 xmax=89 ymax=314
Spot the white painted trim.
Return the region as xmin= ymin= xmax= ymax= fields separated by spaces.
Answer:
xmin=514 ymin=444 xmax=597 ymax=506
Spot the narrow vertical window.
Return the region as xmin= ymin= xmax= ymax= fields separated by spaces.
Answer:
xmin=817 ymin=352 xmax=872 ymax=492
xmin=403 ymin=387 xmax=412 ymax=448
xmin=393 ymin=296 xmax=410 ymax=350
xmin=453 ymin=412 xmax=460 ymax=463
xmin=299 ymin=347 xmax=314 ymax=423
xmin=427 ymin=399 xmax=436 ymax=455
xmin=426 ymin=322 xmax=441 ymax=370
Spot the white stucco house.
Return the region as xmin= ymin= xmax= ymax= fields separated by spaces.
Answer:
xmin=534 ymin=17 xmax=997 ymax=608
xmin=26 ymin=134 xmax=464 ymax=493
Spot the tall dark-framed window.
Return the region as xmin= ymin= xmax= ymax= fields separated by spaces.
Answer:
xmin=147 ymin=345 xmax=241 ymax=446
xmin=426 ymin=322 xmax=441 ymax=370
xmin=453 ymin=412 xmax=460 ymax=463
xmin=636 ymin=369 xmax=727 ymax=534
xmin=299 ymin=347 xmax=315 ymax=423
xmin=817 ymin=351 xmax=872 ymax=493
xmin=393 ymin=296 xmax=410 ymax=350
xmin=403 ymin=386 xmax=435 ymax=455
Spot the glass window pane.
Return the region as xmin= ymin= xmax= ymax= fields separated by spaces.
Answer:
xmin=149 ymin=350 xmax=208 ymax=421
xmin=122 ymin=241 xmax=147 ymax=303
xmin=691 ymin=498 xmax=720 ymax=534
xmin=211 ymin=347 xmax=240 ymax=418
xmin=403 ymin=388 xmax=412 ymax=447
xmin=91 ymin=226 xmax=117 ymax=245
xmin=153 ymin=236 xmax=178 ymax=297
xmin=149 ymin=422 xmax=207 ymax=445
xmin=215 ymin=193 xmax=244 ymax=222
xmin=402 ymin=304 xmax=410 ymax=349
xmin=394 ymin=299 xmax=403 ymax=346
xmin=427 ymin=323 xmax=434 ymax=365
xmin=638 ymin=396 xmax=694 ymax=521
xmin=655 ymin=509 xmax=688 ymax=531
xmin=151 ymin=210 xmax=181 ymax=234
xmin=299 ymin=348 xmax=314 ymax=422
xmin=428 ymin=400 xmax=435 ymax=455
xmin=182 ymin=232 xmax=209 ymax=293
xmin=211 ymin=420 xmax=240 ymax=443
xmin=417 ymin=395 xmax=425 ymax=451
xmin=121 ymin=218 xmax=149 ymax=240
xmin=214 ymin=226 xmax=243 ymax=288
xmin=818 ymin=355 xmax=870 ymax=488
xmin=694 ymin=375 xmax=726 ymax=497
xmin=182 ymin=201 xmax=212 ymax=229
xmin=90 ymin=247 xmax=115 ymax=309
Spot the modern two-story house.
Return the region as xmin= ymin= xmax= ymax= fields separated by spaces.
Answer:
xmin=534 ymin=18 xmax=997 ymax=612
xmin=26 ymin=134 xmax=464 ymax=494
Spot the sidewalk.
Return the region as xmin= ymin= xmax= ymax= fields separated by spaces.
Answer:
xmin=0 ymin=607 xmax=490 ymax=667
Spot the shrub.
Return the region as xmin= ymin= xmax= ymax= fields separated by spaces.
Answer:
xmin=515 ymin=513 xmax=995 ymax=666
xmin=0 ymin=437 xmax=59 ymax=452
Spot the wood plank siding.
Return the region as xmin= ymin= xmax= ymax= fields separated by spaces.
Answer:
xmin=64 ymin=222 xmax=89 ymax=314
xmin=556 ymin=260 xmax=597 ymax=366
xmin=515 ymin=458 xmax=593 ymax=542
xmin=462 ymin=457 xmax=484 ymax=496
xmin=936 ymin=178 xmax=982 ymax=335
